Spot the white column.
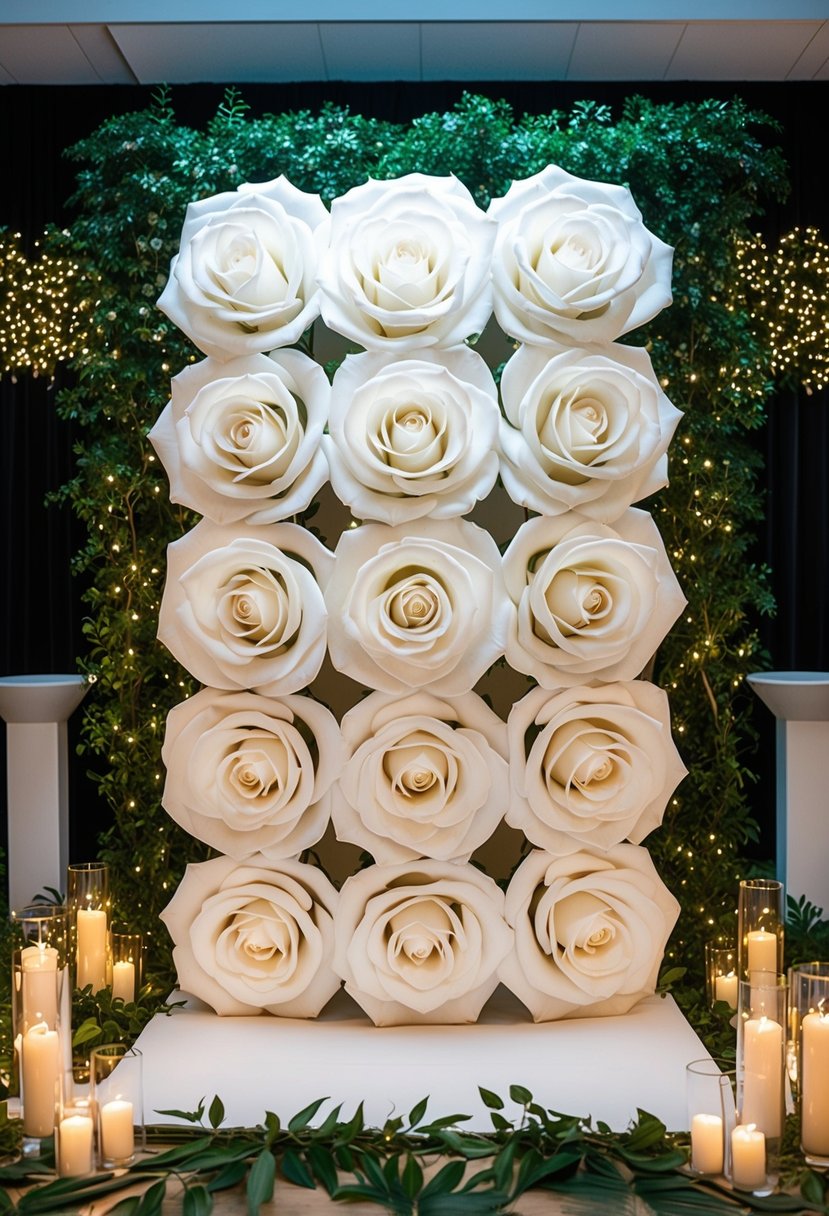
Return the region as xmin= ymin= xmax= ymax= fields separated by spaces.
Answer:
xmin=747 ymin=673 xmax=829 ymax=914
xmin=0 ymin=675 xmax=89 ymax=910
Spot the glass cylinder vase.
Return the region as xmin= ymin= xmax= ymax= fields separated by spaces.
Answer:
xmin=736 ymin=978 xmax=788 ymax=1173
xmin=686 ymin=1057 xmax=736 ymax=1176
xmin=737 ymin=879 xmax=785 ymax=987
xmin=705 ymin=941 xmax=738 ymax=1009
xmin=90 ymin=1044 xmax=144 ymax=1167
xmin=67 ymin=862 xmax=111 ymax=994
xmin=110 ymin=930 xmax=143 ymax=1005
xmin=56 ymin=1094 xmax=95 ymax=1178
xmin=793 ymin=967 xmax=829 ymax=1166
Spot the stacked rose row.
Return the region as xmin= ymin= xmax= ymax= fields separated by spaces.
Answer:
xmin=151 ymin=167 xmax=686 ymax=1026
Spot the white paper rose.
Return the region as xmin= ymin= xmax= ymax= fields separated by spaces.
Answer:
xmin=326 ymin=518 xmax=511 ymax=695
xmin=157 ymin=177 xmax=326 ymax=358
xmin=502 ymin=509 xmax=685 ymax=687
xmin=323 ymin=348 xmax=499 ymax=524
xmin=161 ymin=854 xmax=340 ymax=1017
xmin=499 ymin=845 xmax=680 ymax=1022
xmin=332 ymin=690 xmax=508 ymax=863
xmin=148 ymin=350 xmax=329 ymax=524
xmin=161 ymin=687 xmax=345 ymax=860
xmin=499 ymin=343 xmax=682 ymax=521
xmin=333 ymin=860 xmax=512 ymax=1025
xmin=317 ymin=174 xmax=495 ymax=350
xmin=158 ymin=519 xmax=333 ymax=695
xmin=506 ymin=683 xmax=687 ymax=855
xmin=489 ymin=165 xmax=673 ymax=346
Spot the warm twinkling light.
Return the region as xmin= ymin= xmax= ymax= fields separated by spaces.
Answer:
xmin=0 ymin=232 xmax=93 ymax=376
xmin=736 ymin=227 xmax=829 ymax=394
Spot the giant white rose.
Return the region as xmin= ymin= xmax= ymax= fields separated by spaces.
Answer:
xmin=323 ymin=348 xmax=499 ymax=524
xmin=158 ymin=519 xmax=332 ymax=695
xmin=499 ymin=343 xmax=682 ymax=521
xmin=332 ymin=690 xmax=508 ymax=863
xmin=317 ymin=174 xmax=495 ymax=350
xmin=489 ymin=165 xmax=673 ymax=346
xmin=157 ymin=177 xmax=326 ymax=359
xmin=502 ymin=509 xmax=685 ymax=687
xmin=499 ymin=845 xmax=680 ymax=1022
xmin=161 ymin=854 xmax=340 ymax=1018
xmin=333 ymin=860 xmax=513 ymax=1025
xmin=148 ymin=350 xmax=329 ymax=524
xmin=161 ymin=688 xmax=345 ymax=860
xmin=507 ymin=683 xmax=687 ymax=855
xmin=326 ymin=518 xmax=511 ymax=695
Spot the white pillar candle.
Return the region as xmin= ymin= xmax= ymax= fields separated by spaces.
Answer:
xmin=21 ymin=944 xmax=59 ymax=1031
xmin=746 ymin=930 xmax=777 ymax=985
xmin=58 ymin=1113 xmax=94 ymax=1176
xmin=100 ymin=1098 xmax=135 ymax=1162
xmin=21 ymin=1021 xmax=60 ymax=1139
xmin=741 ymin=1015 xmax=783 ymax=1138
xmin=691 ymin=1113 xmax=724 ymax=1174
xmin=715 ymin=972 xmax=739 ymax=1010
xmin=801 ymin=1009 xmax=829 ymax=1158
xmin=76 ymin=908 xmax=108 ymax=992
xmin=111 ymin=960 xmax=135 ymax=1004
xmin=731 ymin=1123 xmax=766 ymax=1191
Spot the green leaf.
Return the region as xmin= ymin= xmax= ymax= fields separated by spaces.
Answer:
xmin=420 ymin=1159 xmax=466 ymax=1199
xmin=408 ymin=1095 xmax=430 ymax=1127
xmin=336 ymin=1101 xmax=364 ymax=1144
xmin=420 ymin=1193 xmax=510 ymax=1216
xmin=207 ymin=1095 xmax=225 ymax=1129
xmin=280 ymin=1148 xmax=315 ymax=1189
xmin=287 ymin=1096 xmax=328 ymax=1133
xmin=311 ymin=1102 xmax=343 ymax=1140
xmin=478 ymin=1087 xmax=504 ymax=1112
xmin=182 ymin=1184 xmax=213 ymax=1216
xmin=402 ymin=1154 xmax=423 ymax=1198
xmin=135 ymin=1178 xmax=168 ymax=1216
xmin=262 ymin=1111 xmax=280 ymax=1147
xmin=509 ymin=1084 xmax=533 ymax=1106
xmin=307 ymin=1144 xmax=339 ymax=1196
xmin=72 ymin=1017 xmax=104 ymax=1047
xmin=131 ymin=1137 xmax=215 ymax=1170
xmin=154 ymin=1099 xmax=206 ymax=1125
xmin=246 ymin=1148 xmax=276 ymax=1216
xmin=800 ymin=1170 xmax=827 ymax=1208
xmin=206 ymin=1160 xmax=249 ymax=1193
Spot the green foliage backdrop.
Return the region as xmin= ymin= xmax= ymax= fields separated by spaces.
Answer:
xmin=16 ymin=91 xmax=793 ymax=991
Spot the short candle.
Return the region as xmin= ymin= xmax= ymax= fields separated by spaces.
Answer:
xmin=746 ymin=930 xmax=777 ymax=985
xmin=731 ymin=1123 xmax=766 ymax=1191
xmin=801 ymin=1007 xmax=829 ymax=1158
xmin=691 ymin=1113 xmax=724 ymax=1174
xmin=111 ymin=960 xmax=136 ymax=1004
xmin=100 ymin=1098 xmax=135 ymax=1162
xmin=715 ymin=971 xmax=738 ymax=1010
xmin=58 ymin=1113 xmax=94 ymax=1177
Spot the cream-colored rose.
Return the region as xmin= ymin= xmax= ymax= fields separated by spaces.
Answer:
xmin=317 ymin=174 xmax=495 ymax=350
xmin=157 ymin=177 xmax=326 ymax=358
xmin=499 ymin=343 xmax=682 ymax=521
xmin=502 ymin=509 xmax=685 ymax=687
xmin=332 ymin=690 xmax=508 ymax=863
xmin=149 ymin=350 xmax=329 ymax=524
xmin=325 ymin=518 xmax=511 ymax=695
xmin=323 ymin=348 xmax=499 ymax=524
xmin=161 ymin=854 xmax=340 ymax=1017
xmin=157 ymin=519 xmax=332 ymax=695
xmin=506 ymin=683 xmax=687 ymax=855
xmin=499 ymin=845 xmax=680 ymax=1022
xmin=333 ymin=860 xmax=512 ymax=1025
xmin=489 ymin=165 xmax=673 ymax=346
xmin=161 ymin=687 xmax=345 ymax=860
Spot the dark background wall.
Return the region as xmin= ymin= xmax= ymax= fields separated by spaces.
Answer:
xmin=1 ymin=79 xmax=827 ymax=879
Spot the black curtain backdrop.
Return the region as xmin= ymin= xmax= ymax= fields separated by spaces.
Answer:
xmin=1 ymin=79 xmax=827 ymax=887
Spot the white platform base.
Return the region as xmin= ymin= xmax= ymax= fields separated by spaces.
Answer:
xmin=135 ymin=987 xmax=707 ymax=1133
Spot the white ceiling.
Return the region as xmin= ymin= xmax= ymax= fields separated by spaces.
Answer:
xmin=0 ymin=15 xmax=827 ymax=84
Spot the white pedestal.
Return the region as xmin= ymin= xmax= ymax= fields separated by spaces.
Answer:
xmin=135 ymin=987 xmax=709 ymax=1133
xmin=0 ymin=674 xmax=88 ymax=909
xmin=747 ymin=671 xmax=829 ymax=913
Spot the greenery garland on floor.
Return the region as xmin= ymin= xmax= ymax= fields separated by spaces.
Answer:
xmin=2 ymin=1085 xmax=829 ymax=1215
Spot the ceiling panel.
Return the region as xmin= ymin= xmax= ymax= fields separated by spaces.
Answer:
xmin=0 ymin=23 xmax=105 ymax=83
xmin=421 ymin=21 xmax=579 ymax=80
xmin=666 ymin=20 xmax=822 ymax=79
xmin=320 ymin=22 xmax=420 ymax=80
xmin=785 ymin=19 xmax=829 ymax=78
xmin=110 ymin=22 xmax=327 ymax=83
xmin=567 ymin=21 xmax=684 ymax=79
xmin=69 ymin=23 xmax=136 ymax=82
